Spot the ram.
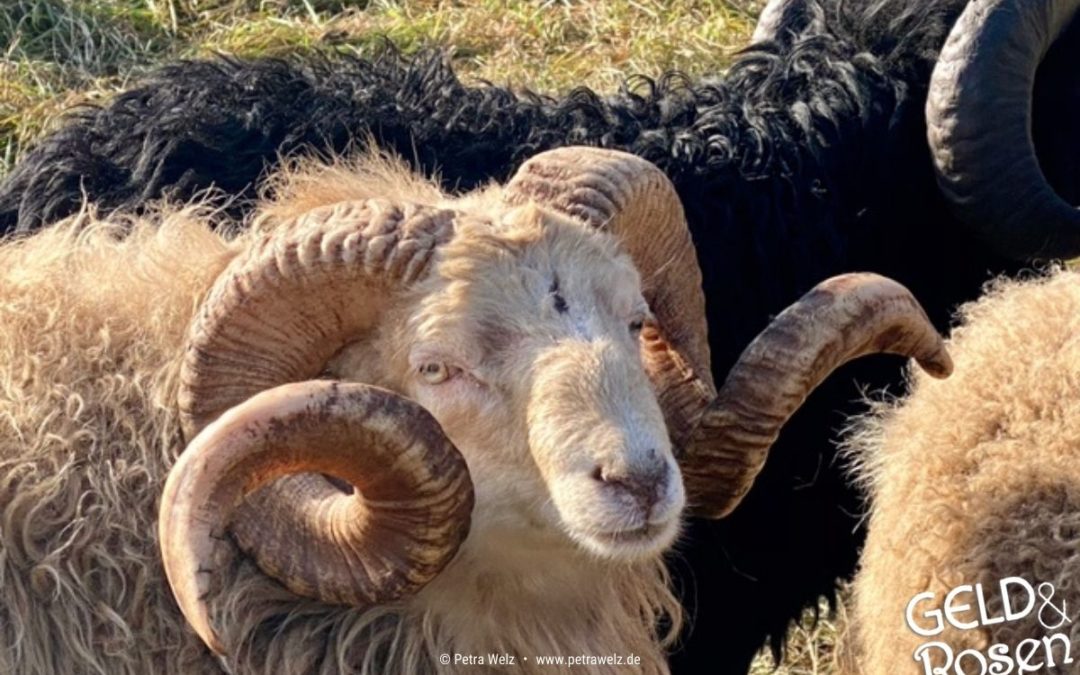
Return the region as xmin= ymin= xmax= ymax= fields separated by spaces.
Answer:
xmin=0 ymin=146 xmax=950 ymax=673
xmin=3 ymin=0 xmax=1077 ymax=668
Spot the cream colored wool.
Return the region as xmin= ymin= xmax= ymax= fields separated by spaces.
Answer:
xmin=839 ymin=268 xmax=1080 ymax=673
xmin=0 ymin=153 xmax=681 ymax=674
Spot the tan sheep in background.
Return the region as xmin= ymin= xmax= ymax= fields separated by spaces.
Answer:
xmin=841 ymin=268 xmax=1080 ymax=673
xmin=0 ymin=145 xmax=951 ymax=674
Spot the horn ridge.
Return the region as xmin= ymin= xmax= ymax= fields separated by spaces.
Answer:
xmin=160 ymin=381 xmax=474 ymax=655
xmin=179 ymin=198 xmax=455 ymax=437
xmin=682 ymin=273 xmax=952 ymax=519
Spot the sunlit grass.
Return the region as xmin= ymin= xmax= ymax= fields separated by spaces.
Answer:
xmin=749 ymin=593 xmax=849 ymax=675
xmin=1 ymin=0 xmax=761 ymax=175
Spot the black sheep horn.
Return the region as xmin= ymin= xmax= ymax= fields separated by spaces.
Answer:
xmin=927 ymin=0 xmax=1080 ymax=260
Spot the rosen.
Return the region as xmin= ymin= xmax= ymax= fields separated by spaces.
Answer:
xmin=913 ymin=637 xmax=1073 ymax=675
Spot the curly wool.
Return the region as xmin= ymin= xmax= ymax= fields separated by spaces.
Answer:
xmin=0 ymin=157 xmax=684 ymax=674
xmin=840 ymin=269 xmax=1080 ymax=672
xmin=0 ymin=209 xmax=227 ymax=674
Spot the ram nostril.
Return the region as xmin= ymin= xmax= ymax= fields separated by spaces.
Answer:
xmin=651 ymin=463 xmax=670 ymax=490
xmin=593 ymin=463 xmax=671 ymax=513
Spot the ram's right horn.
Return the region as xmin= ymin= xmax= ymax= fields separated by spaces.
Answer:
xmin=160 ymin=381 xmax=474 ymax=655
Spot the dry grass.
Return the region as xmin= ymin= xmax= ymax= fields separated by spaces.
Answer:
xmin=0 ymin=0 xmax=762 ymax=175
xmin=0 ymin=0 xmax=848 ymax=670
xmin=749 ymin=593 xmax=849 ymax=675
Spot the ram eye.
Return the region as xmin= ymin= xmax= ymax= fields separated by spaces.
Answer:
xmin=419 ymin=362 xmax=455 ymax=384
xmin=629 ymin=318 xmax=645 ymax=335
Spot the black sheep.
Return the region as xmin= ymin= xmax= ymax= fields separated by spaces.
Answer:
xmin=2 ymin=0 xmax=1079 ymax=671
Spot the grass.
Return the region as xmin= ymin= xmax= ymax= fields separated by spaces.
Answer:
xmin=1 ymin=0 xmax=762 ymax=176
xmin=748 ymin=594 xmax=848 ymax=675
xmin=0 ymin=0 xmax=847 ymax=670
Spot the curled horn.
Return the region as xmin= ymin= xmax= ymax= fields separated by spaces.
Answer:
xmin=928 ymin=0 xmax=1080 ymax=260
xmin=163 ymin=200 xmax=475 ymax=654
xmin=160 ymin=382 xmax=473 ymax=654
xmin=682 ymin=273 xmax=953 ymax=518
xmin=178 ymin=199 xmax=456 ymax=434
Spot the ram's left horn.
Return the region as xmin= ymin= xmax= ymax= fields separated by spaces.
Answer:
xmin=682 ymin=273 xmax=953 ymax=518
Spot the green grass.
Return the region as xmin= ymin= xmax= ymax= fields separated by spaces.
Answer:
xmin=0 ymin=0 xmax=847 ymax=670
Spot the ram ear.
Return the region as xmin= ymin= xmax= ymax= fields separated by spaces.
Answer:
xmin=503 ymin=147 xmax=716 ymax=452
